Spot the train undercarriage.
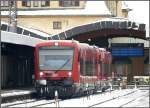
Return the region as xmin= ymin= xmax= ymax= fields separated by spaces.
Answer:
xmin=35 ymin=79 xmax=112 ymax=99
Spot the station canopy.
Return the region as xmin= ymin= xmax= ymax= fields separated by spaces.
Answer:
xmin=49 ymin=17 xmax=146 ymax=42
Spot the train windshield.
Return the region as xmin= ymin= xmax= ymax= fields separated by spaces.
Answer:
xmin=39 ymin=46 xmax=74 ymax=71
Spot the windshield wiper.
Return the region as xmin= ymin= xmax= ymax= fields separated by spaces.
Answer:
xmin=54 ymin=57 xmax=72 ymax=73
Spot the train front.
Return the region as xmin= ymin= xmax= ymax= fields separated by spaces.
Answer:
xmin=34 ymin=41 xmax=78 ymax=98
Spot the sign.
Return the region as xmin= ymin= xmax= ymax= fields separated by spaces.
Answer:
xmin=111 ymin=43 xmax=144 ymax=57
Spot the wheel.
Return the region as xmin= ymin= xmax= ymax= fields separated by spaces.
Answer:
xmin=36 ymin=86 xmax=47 ymax=98
xmin=102 ymin=88 xmax=105 ymax=92
xmin=77 ymin=89 xmax=83 ymax=97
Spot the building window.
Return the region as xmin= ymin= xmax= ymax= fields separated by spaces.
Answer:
xmin=41 ymin=0 xmax=50 ymax=7
xmin=53 ymin=21 xmax=62 ymax=29
xmin=1 ymin=0 xmax=9 ymax=7
xmin=22 ymin=0 xmax=31 ymax=7
xmin=59 ymin=0 xmax=79 ymax=7
xmin=33 ymin=1 xmax=39 ymax=7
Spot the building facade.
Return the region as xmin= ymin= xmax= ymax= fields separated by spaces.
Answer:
xmin=110 ymin=37 xmax=149 ymax=83
xmin=1 ymin=0 xmax=129 ymax=35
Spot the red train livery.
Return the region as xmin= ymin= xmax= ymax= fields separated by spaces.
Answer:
xmin=34 ymin=40 xmax=112 ymax=98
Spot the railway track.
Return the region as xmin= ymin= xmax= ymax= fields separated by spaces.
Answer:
xmin=119 ymin=91 xmax=149 ymax=107
xmin=88 ymin=89 xmax=149 ymax=107
xmin=1 ymin=89 xmax=112 ymax=107
xmin=88 ymin=89 xmax=138 ymax=107
xmin=2 ymin=89 xmax=148 ymax=107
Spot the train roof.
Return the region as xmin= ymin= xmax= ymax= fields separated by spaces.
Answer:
xmin=48 ymin=40 xmax=79 ymax=43
xmin=36 ymin=40 xmax=79 ymax=46
xmin=99 ymin=48 xmax=106 ymax=51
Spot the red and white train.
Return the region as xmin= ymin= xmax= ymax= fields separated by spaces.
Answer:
xmin=34 ymin=40 xmax=112 ymax=98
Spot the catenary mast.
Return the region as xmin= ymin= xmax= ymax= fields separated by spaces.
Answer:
xmin=8 ymin=0 xmax=17 ymax=33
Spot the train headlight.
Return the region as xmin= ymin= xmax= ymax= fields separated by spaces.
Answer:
xmin=39 ymin=72 xmax=44 ymax=76
xmin=55 ymin=42 xmax=58 ymax=46
xmin=68 ymin=72 xmax=72 ymax=76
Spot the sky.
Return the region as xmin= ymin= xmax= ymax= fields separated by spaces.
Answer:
xmin=124 ymin=1 xmax=149 ymax=37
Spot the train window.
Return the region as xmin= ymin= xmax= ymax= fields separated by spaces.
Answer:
xmin=23 ymin=30 xmax=30 ymax=36
xmin=79 ymin=49 xmax=86 ymax=76
xmin=86 ymin=59 xmax=96 ymax=76
xmin=79 ymin=50 xmax=96 ymax=76
xmin=1 ymin=24 xmax=8 ymax=31
xmin=39 ymin=46 xmax=74 ymax=71
xmin=101 ymin=61 xmax=105 ymax=77
xmin=104 ymin=63 xmax=109 ymax=77
xmin=17 ymin=27 xmax=23 ymax=34
xmin=102 ymin=63 xmax=110 ymax=78
xmin=80 ymin=59 xmax=86 ymax=76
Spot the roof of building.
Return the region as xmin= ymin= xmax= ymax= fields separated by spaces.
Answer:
xmin=1 ymin=21 xmax=51 ymax=37
xmin=1 ymin=1 xmax=111 ymax=16
xmin=50 ymin=17 xmax=146 ymax=40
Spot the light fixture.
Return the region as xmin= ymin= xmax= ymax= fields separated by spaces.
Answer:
xmin=55 ymin=42 xmax=58 ymax=46
xmin=40 ymin=72 xmax=44 ymax=76
xmin=68 ymin=72 xmax=72 ymax=76
xmin=88 ymin=38 xmax=91 ymax=42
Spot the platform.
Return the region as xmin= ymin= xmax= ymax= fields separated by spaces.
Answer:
xmin=1 ymin=87 xmax=36 ymax=103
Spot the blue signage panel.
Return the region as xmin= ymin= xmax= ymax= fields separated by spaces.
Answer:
xmin=112 ymin=47 xmax=144 ymax=56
